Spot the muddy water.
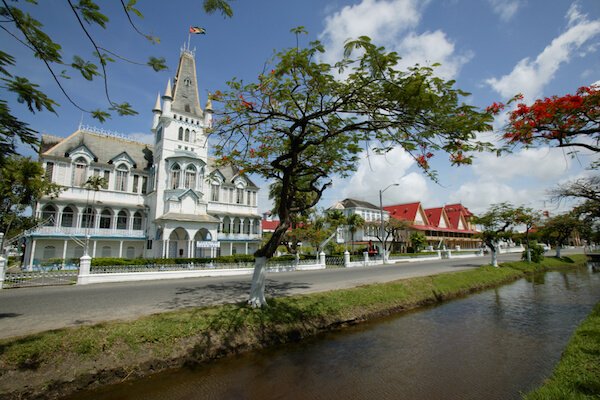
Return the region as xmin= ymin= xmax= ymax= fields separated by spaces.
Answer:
xmin=66 ymin=266 xmax=600 ymax=400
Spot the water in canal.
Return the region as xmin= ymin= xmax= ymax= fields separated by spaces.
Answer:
xmin=67 ymin=265 xmax=600 ymax=400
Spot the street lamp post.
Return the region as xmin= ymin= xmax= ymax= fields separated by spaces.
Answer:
xmin=379 ymin=183 xmax=399 ymax=263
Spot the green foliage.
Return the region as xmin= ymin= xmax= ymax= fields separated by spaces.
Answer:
xmin=474 ymin=202 xmax=521 ymax=252
xmin=522 ymin=241 xmax=545 ymax=263
xmin=0 ymin=156 xmax=63 ymax=235
xmin=409 ymin=231 xmax=427 ymax=252
xmin=212 ymin=30 xmax=492 ymax=259
xmin=0 ymin=0 xmax=234 ymax=156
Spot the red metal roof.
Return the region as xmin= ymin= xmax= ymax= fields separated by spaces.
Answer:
xmin=261 ymin=219 xmax=280 ymax=232
xmin=384 ymin=202 xmax=423 ymax=223
xmin=425 ymin=207 xmax=444 ymax=227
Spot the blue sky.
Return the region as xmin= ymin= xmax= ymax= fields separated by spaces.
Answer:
xmin=3 ymin=0 xmax=599 ymax=215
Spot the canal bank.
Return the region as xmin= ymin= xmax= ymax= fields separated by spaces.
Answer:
xmin=0 ymin=255 xmax=591 ymax=399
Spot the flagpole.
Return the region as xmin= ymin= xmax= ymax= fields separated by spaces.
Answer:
xmin=187 ymin=32 xmax=191 ymax=51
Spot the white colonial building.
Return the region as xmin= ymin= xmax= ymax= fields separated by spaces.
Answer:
xmin=24 ymin=47 xmax=262 ymax=267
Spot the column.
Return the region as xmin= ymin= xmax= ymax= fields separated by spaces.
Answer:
xmin=188 ymin=240 xmax=194 ymax=258
xmin=245 ymin=242 xmax=249 ymax=255
xmin=92 ymin=240 xmax=97 ymax=258
xmin=163 ymin=240 xmax=168 ymax=258
xmin=28 ymin=239 xmax=37 ymax=271
xmin=119 ymin=240 xmax=124 ymax=258
xmin=229 ymin=242 xmax=233 ymax=256
xmin=62 ymin=240 xmax=68 ymax=268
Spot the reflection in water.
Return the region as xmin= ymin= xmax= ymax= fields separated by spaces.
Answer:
xmin=66 ymin=266 xmax=600 ymax=400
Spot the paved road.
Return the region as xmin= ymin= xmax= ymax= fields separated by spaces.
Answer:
xmin=0 ymin=251 xmax=580 ymax=339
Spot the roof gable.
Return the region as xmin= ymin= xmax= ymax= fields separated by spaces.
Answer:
xmin=385 ymin=202 xmax=429 ymax=226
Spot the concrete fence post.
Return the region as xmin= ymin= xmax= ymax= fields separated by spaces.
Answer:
xmin=344 ymin=251 xmax=350 ymax=267
xmin=0 ymin=255 xmax=6 ymax=289
xmin=319 ymin=251 xmax=326 ymax=266
xmin=295 ymin=253 xmax=300 ymax=267
xmin=78 ymin=255 xmax=91 ymax=285
xmin=363 ymin=251 xmax=369 ymax=267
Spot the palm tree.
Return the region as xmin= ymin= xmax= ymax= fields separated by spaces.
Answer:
xmin=346 ymin=213 xmax=365 ymax=253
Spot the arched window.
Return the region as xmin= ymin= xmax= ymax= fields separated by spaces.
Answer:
xmin=222 ymin=216 xmax=231 ymax=234
xmin=81 ymin=207 xmax=95 ymax=228
xmin=211 ymin=182 xmax=220 ymax=201
xmin=101 ymin=246 xmax=112 ymax=257
xmin=117 ymin=210 xmax=128 ymax=230
xmin=61 ymin=206 xmax=75 ymax=227
xmin=233 ymin=217 xmax=241 ymax=234
xmin=191 ymin=130 xmax=196 ymax=143
xmin=41 ymin=204 xmax=57 ymax=226
xmin=171 ymin=163 xmax=181 ymax=189
xmin=184 ymin=165 xmax=196 ymax=190
xmin=156 ymin=126 xmax=162 ymax=142
xmin=100 ymin=209 xmax=112 ymax=229
xmin=133 ymin=211 xmax=143 ymax=230
xmin=126 ymin=246 xmax=135 ymax=258
xmin=178 ymin=127 xmax=183 ymax=141
xmin=72 ymin=157 xmax=87 ymax=187
xmin=115 ymin=164 xmax=129 ymax=192
xmin=184 ymin=128 xmax=190 ymax=142
xmin=243 ymin=219 xmax=251 ymax=234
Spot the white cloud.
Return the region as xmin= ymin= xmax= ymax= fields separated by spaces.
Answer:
xmin=319 ymin=0 xmax=469 ymax=80
xmin=335 ymin=147 xmax=430 ymax=206
xmin=486 ymin=5 xmax=600 ymax=101
xmin=449 ymin=181 xmax=537 ymax=214
xmin=488 ymin=0 xmax=523 ymax=22
xmin=472 ymin=147 xmax=573 ymax=181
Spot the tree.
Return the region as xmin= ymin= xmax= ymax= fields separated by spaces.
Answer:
xmin=365 ymin=218 xmax=411 ymax=254
xmin=409 ymin=231 xmax=427 ymax=253
xmin=211 ymin=29 xmax=493 ymax=307
xmin=473 ymin=202 xmax=520 ymax=267
xmin=0 ymin=156 xmax=62 ymax=241
xmin=513 ymin=206 xmax=542 ymax=263
xmin=488 ymin=86 xmax=599 ymax=164
xmin=0 ymin=0 xmax=233 ymax=160
xmin=550 ymin=176 xmax=600 ymax=204
xmin=346 ymin=213 xmax=365 ymax=253
xmin=539 ymin=213 xmax=582 ymax=258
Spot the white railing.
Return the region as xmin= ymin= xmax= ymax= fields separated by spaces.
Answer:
xmin=32 ymin=226 xmax=145 ymax=238
xmin=217 ymin=232 xmax=262 ymax=241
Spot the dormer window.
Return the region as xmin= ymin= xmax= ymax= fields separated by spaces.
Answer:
xmin=72 ymin=157 xmax=88 ymax=187
xmin=115 ymin=163 xmax=129 ymax=192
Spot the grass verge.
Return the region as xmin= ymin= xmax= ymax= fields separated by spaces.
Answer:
xmin=524 ymin=299 xmax=600 ymax=399
xmin=0 ymin=255 xmax=589 ymax=399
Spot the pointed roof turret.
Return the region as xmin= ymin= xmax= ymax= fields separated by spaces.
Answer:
xmin=163 ymin=79 xmax=173 ymax=99
xmin=171 ymin=50 xmax=203 ymax=117
xmin=152 ymin=93 xmax=162 ymax=112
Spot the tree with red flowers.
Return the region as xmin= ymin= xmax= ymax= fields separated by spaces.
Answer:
xmin=211 ymin=28 xmax=494 ymax=307
xmin=489 ymin=86 xmax=599 ymax=162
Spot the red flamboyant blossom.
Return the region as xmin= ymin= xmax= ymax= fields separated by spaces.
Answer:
xmin=490 ymin=86 xmax=599 ymax=154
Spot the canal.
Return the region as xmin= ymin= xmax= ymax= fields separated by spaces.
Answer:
xmin=65 ymin=265 xmax=600 ymax=400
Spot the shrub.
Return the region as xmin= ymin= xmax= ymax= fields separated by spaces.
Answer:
xmin=522 ymin=241 xmax=545 ymax=263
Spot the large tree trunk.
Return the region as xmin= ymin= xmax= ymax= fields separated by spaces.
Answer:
xmin=489 ymin=240 xmax=498 ymax=267
xmin=248 ymin=256 xmax=267 ymax=308
xmin=249 ymin=221 xmax=290 ymax=308
xmin=555 ymin=245 xmax=562 ymax=258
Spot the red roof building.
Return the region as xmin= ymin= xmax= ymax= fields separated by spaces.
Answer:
xmin=385 ymin=202 xmax=480 ymax=250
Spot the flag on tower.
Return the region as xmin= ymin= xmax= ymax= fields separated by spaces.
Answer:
xmin=189 ymin=26 xmax=206 ymax=34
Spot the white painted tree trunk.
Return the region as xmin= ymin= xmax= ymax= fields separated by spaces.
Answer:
xmin=526 ymin=248 xmax=531 ymax=263
xmin=555 ymin=246 xmax=562 ymax=258
xmin=248 ymin=256 xmax=267 ymax=308
xmin=491 ymin=249 xmax=498 ymax=267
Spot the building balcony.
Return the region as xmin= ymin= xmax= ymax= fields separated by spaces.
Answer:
xmin=52 ymin=187 xmax=146 ymax=208
xmin=31 ymin=226 xmax=146 ymax=239
xmin=217 ymin=232 xmax=262 ymax=241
